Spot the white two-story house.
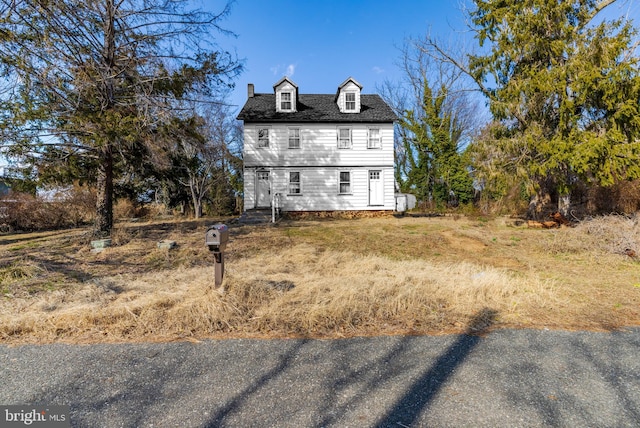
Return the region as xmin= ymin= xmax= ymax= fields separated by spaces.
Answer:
xmin=237 ymin=77 xmax=397 ymax=213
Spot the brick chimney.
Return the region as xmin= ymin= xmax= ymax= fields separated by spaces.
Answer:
xmin=247 ymin=83 xmax=254 ymax=98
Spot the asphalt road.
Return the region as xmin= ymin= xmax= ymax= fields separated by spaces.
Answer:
xmin=1 ymin=327 xmax=639 ymax=427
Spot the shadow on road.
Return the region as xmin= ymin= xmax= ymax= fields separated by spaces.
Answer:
xmin=204 ymin=339 xmax=309 ymax=427
xmin=376 ymin=307 xmax=498 ymax=427
xmin=199 ymin=307 xmax=498 ymax=427
xmin=11 ymin=315 xmax=640 ymax=427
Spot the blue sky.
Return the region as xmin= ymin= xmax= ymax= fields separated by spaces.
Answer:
xmin=208 ymin=0 xmax=640 ymax=109
xmin=207 ymin=0 xmax=640 ymax=113
xmin=205 ymin=0 xmax=472 ymax=111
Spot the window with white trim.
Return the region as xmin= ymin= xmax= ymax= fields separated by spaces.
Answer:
xmin=281 ymin=92 xmax=292 ymax=111
xmin=339 ymin=171 xmax=351 ymax=194
xmin=288 ymin=128 xmax=300 ymax=149
xmin=338 ymin=128 xmax=351 ymax=149
xmin=345 ymin=92 xmax=356 ymax=111
xmin=368 ymin=128 xmax=381 ymax=149
xmin=257 ymin=128 xmax=270 ymax=148
xmin=288 ymin=171 xmax=301 ymax=195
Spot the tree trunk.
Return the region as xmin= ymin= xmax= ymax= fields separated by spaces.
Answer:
xmin=558 ymin=193 xmax=571 ymax=217
xmin=189 ymin=180 xmax=202 ymax=219
xmin=527 ymin=193 xmax=540 ymax=219
xmin=194 ymin=200 xmax=202 ymax=219
xmin=95 ymin=145 xmax=114 ymax=236
xmin=94 ymin=0 xmax=116 ymax=237
xmin=527 ymin=187 xmax=552 ymax=219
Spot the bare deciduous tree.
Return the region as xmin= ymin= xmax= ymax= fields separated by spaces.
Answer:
xmin=379 ymin=38 xmax=481 ymax=207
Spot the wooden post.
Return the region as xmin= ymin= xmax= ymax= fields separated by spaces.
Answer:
xmin=214 ymin=252 xmax=224 ymax=287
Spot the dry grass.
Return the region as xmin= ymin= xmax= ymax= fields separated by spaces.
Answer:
xmin=1 ymin=215 xmax=639 ymax=344
xmin=1 ymin=187 xmax=95 ymax=232
xmin=546 ymin=214 xmax=640 ymax=256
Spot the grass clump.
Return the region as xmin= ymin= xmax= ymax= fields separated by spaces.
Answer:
xmin=546 ymin=214 xmax=640 ymax=256
xmin=0 ymin=259 xmax=46 ymax=286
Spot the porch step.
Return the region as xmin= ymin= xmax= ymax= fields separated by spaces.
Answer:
xmin=238 ymin=209 xmax=275 ymax=225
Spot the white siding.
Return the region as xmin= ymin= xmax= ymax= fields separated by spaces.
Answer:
xmin=244 ymin=123 xmax=394 ymax=168
xmin=251 ymin=167 xmax=394 ymax=211
xmin=243 ymin=121 xmax=395 ymax=212
xmin=244 ymin=168 xmax=256 ymax=209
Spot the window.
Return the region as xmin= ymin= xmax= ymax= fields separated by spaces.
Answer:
xmin=368 ymin=128 xmax=381 ymax=149
xmin=338 ymin=128 xmax=351 ymax=149
xmin=281 ymin=92 xmax=292 ymax=110
xmin=339 ymin=171 xmax=351 ymax=194
xmin=289 ymin=172 xmax=301 ymax=195
xmin=288 ymin=128 xmax=300 ymax=149
xmin=257 ymin=128 xmax=269 ymax=148
xmin=345 ymin=92 xmax=356 ymax=111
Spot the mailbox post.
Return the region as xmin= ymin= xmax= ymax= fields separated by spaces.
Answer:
xmin=205 ymin=224 xmax=229 ymax=287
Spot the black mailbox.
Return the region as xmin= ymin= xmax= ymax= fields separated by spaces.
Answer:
xmin=205 ymin=224 xmax=229 ymax=253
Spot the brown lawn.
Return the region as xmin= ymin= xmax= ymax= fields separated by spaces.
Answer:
xmin=1 ymin=214 xmax=639 ymax=344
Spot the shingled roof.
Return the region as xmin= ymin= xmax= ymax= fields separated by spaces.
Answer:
xmin=237 ymin=93 xmax=397 ymax=123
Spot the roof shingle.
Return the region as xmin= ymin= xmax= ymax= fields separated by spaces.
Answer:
xmin=236 ymin=93 xmax=397 ymax=123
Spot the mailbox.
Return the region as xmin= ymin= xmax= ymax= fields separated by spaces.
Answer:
xmin=205 ymin=224 xmax=229 ymax=253
xmin=205 ymin=223 xmax=228 ymax=287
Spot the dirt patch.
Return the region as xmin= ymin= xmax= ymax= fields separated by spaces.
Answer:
xmin=441 ymin=230 xmax=488 ymax=252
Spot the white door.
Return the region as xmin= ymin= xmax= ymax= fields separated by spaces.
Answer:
xmin=256 ymin=171 xmax=271 ymax=208
xmin=369 ymin=170 xmax=383 ymax=206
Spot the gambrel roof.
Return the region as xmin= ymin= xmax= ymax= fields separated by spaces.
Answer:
xmin=237 ymin=93 xmax=397 ymax=123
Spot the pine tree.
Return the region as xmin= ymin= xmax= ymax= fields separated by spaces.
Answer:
xmin=467 ymin=0 xmax=640 ymax=215
xmin=0 ymin=0 xmax=241 ymax=234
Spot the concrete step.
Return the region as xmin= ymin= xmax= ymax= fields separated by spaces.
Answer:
xmin=238 ymin=209 xmax=275 ymax=225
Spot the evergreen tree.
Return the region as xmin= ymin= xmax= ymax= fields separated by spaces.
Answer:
xmin=467 ymin=0 xmax=640 ymax=215
xmin=401 ymin=82 xmax=474 ymax=207
xmin=0 ymin=0 xmax=241 ymax=234
xmin=381 ymin=40 xmax=477 ymax=209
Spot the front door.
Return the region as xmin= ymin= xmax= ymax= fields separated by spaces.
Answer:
xmin=256 ymin=171 xmax=271 ymax=208
xmin=369 ymin=170 xmax=383 ymax=206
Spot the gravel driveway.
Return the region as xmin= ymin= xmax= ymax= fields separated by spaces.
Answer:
xmin=1 ymin=327 xmax=639 ymax=427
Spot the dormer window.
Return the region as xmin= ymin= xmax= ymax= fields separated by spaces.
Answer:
xmin=345 ymin=93 xmax=356 ymax=111
xmin=336 ymin=77 xmax=362 ymax=113
xmin=281 ymin=92 xmax=292 ymax=111
xmin=274 ymin=77 xmax=298 ymax=113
